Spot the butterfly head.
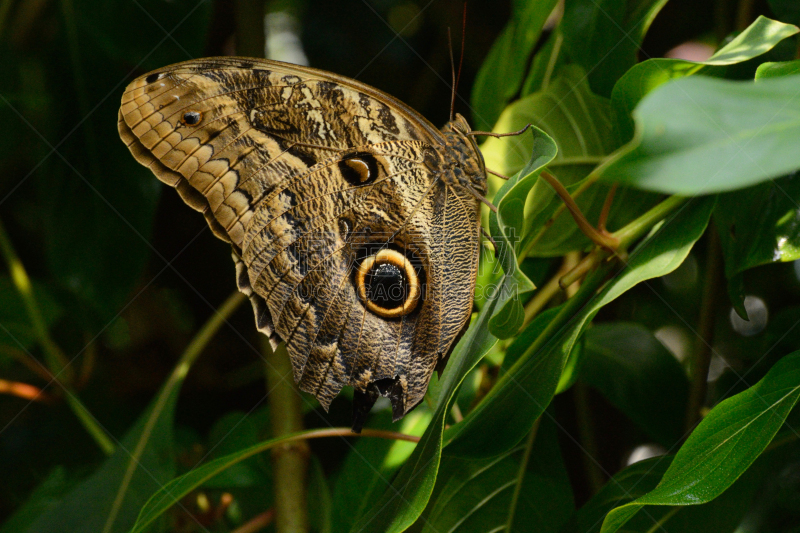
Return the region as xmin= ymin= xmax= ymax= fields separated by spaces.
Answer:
xmin=440 ymin=113 xmax=487 ymax=195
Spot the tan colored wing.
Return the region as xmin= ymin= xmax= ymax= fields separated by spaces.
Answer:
xmin=118 ymin=57 xmax=480 ymax=427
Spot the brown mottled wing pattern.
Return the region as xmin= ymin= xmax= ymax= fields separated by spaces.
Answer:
xmin=118 ymin=57 xmax=481 ymax=426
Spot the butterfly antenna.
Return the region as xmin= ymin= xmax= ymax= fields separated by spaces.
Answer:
xmin=448 ymin=27 xmax=456 ymax=122
xmin=455 ymin=2 xmax=467 ymax=103
xmin=467 ymin=123 xmax=531 ymax=138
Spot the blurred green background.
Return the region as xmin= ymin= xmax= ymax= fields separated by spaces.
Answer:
xmin=2 ymin=0 xmax=800 ymax=529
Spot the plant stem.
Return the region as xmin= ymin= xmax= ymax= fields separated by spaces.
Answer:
xmin=0 ymin=218 xmax=72 ymax=381
xmin=614 ymin=195 xmax=687 ymax=249
xmin=685 ymin=223 xmax=722 ymax=432
xmin=540 ymin=171 xmax=619 ymax=250
xmin=574 ymin=381 xmax=605 ymax=494
xmin=560 ymin=195 xmax=687 ymax=288
xmin=517 ymin=172 xmax=598 ymax=265
xmin=522 ymin=253 xmax=580 ymax=327
xmin=505 ymin=418 xmax=540 ymax=531
xmin=232 ymin=509 xmax=275 ymax=533
xmin=265 ymin=342 xmax=310 ymax=533
xmin=0 ymin=345 xmax=56 ymax=382
xmin=134 ymin=427 xmax=419 ymax=533
xmin=102 ymin=291 xmax=247 ymax=533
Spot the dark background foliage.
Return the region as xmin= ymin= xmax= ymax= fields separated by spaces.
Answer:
xmin=1 ymin=0 xmax=800 ymax=531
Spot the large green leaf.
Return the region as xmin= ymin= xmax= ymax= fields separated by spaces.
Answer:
xmin=418 ymin=415 xmax=572 ymax=533
xmin=600 ymin=350 xmax=800 ymax=533
xmin=599 ymin=74 xmax=800 ymax=194
xmin=581 ymin=322 xmax=690 ymax=447
xmin=611 ymin=16 xmax=799 ymax=142
xmin=567 ymin=439 xmax=787 ymax=533
xmin=445 ymin=197 xmax=715 ymax=458
xmin=482 ymin=66 xmax=656 ymax=258
xmin=714 ymin=173 xmax=800 ymax=317
xmin=561 ymin=0 xmax=669 ymax=97
xmin=470 ymin=0 xmax=558 ymax=130
xmin=487 ymin=126 xmax=557 ymax=338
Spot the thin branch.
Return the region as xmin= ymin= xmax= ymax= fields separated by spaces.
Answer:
xmin=685 ymin=223 xmax=722 ymax=431
xmin=0 ymin=379 xmax=53 ymax=403
xmin=232 ymin=509 xmax=275 ymax=533
xmin=597 ymin=183 xmax=618 ymax=233
xmin=539 ymin=171 xmax=619 ymax=250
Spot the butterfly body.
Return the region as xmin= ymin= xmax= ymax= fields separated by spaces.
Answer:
xmin=118 ymin=58 xmax=485 ymax=430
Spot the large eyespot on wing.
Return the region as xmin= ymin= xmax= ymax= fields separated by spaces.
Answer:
xmin=237 ymin=143 xmax=438 ymax=415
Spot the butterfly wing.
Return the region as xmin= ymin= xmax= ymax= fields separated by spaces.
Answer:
xmin=118 ymin=57 xmax=481 ymax=427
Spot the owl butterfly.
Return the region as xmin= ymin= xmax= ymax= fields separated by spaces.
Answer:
xmin=118 ymin=57 xmax=490 ymax=432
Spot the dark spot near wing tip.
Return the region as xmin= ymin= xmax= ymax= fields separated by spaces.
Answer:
xmin=183 ymin=111 xmax=202 ymax=125
xmin=145 ymin=73 xmax=160 ymax=84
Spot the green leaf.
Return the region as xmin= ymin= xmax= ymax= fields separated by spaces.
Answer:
xmin=482 ymin=65 xmax=657 ymax=258
xmin=611 ymin=16 xmax=799 ymax=142
xmin=756 ymin=58 xmax=800 ymax=79
xmin=520 ymin=31 xmax=567 ymax=95
xmin=0 ymin=468 xmax=71 ymax=533
xmin=5 ymin=386 xmax=178 ymax=533
xmin=569 ymin=440 xmax=784 ymax=533
xmin=309 ymin=457 xmax=333 ymax=533
xmin=569 ymin=456 xmax=671 ymax=533
xmin=487 ymin=126 xmax=557 ymax=338
xmin=561 ymin=0 xmax=669 ymax=97
xmin=331 ymin=410 xmax=430 ymax=533
xmin=0 ymin=277 xmax=61 ymax=350
xmin=599 ymin=74 xmax=800 ymax=194
xmin=714 ymin=173 xmax=800 ymax=317
xmin=445 ymin=197 xmax=715 ymax=458
xmin=581 ymin=322 xmax=690 ymax=446
xmin=470 ymin=0 xmax=559 ymax=130
xmin=203 ymin=411 xmax=270 ymax=488
xmin=600 ymin=350 xmax=800 ymax=533
xmin=350 ymin=293 xmax=501 ymax=533
xmin=418 ymin=415 xmax=572 ymax=533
